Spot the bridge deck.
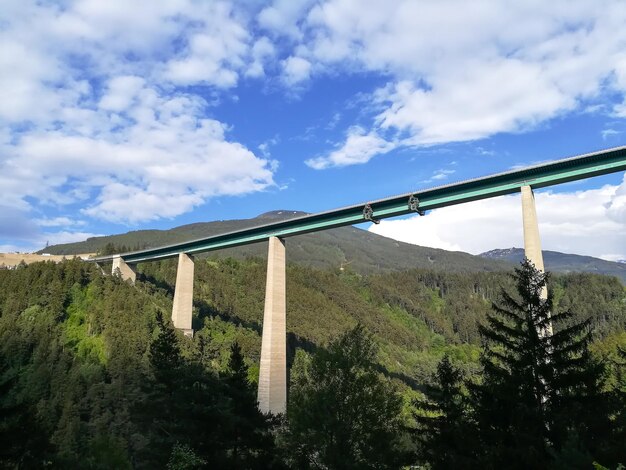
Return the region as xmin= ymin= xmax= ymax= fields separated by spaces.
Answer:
xmin=93 ymin=146 xmax=626 ymax=264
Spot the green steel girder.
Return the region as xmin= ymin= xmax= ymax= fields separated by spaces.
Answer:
xmin=94 ymin=146 xmax=626 ymax=264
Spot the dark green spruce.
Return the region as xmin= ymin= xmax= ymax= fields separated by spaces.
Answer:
xmin=472 ymin=259 xmax=613 ymax=469
xmin=414 ymin=355 xmax=477 ymax=468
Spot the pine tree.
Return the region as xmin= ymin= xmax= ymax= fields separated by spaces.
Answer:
xmin=473 ymin=259 xmax=610 ymax=469
xmin=149 ymin=310 xmax=183 ymax=392
xmin=227 ymin=342 xmax=248 ymax=386
xmin=606 ymin=347 xmax=626 ymax=465
xmin=134 ymin=311 xmax=185 ymax=467
xmin=0 ymin=352 xmax=51 ymax=467
xmin=223 ymin=342 xmax=279 ymax=469
xmin=414 ymin=355 xmax=476 ymax=469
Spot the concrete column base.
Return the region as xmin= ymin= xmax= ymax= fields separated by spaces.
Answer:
xmin=172 ymin=253 xmax=194 ymax=334
xmin=258 ymin=236 xmax=287 ymax=415
xmin=112 ymin=256 xmax=136 ymax=283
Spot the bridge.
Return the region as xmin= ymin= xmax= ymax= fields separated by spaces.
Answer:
xmin=93 ymin=145 xmax=626 ymax=414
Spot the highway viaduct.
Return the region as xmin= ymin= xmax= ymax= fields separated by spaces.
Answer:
xmin=93 ymin=145 xmax=626 ymax=414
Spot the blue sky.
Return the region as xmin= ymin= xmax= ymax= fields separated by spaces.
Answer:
xmin=1 ymin=0 xmax=625 ymax=260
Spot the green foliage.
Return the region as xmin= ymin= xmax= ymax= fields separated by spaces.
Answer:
xmin=167 ymin=443 xmax=206 ymax=470
xmin=281 ymin=324 xmax=410 ymax=469
xmin=63 ymin=285 xmax=107 ymax=364
xmin=0 ymin=256 xmax=623 ymax=467
xmin=414 ymin=355 xmax=477 ymax=468
xmin=472 ymin=259 xmax=613 ymax=469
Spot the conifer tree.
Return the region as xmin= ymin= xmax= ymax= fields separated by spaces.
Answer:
xmin=606 ymin=347 xmax=626 ymax=464
xmin=414 ymin=355 xmax=476 ymax=469
xmin=0 ymin=352 xmax=51 ymax=467
xmin=149 ymin=310 xmax=183 ymax=393
xmin=223 ymin=342 xmax=279 ymax=469
xmin=134 ymin=311 xmax=186 ymax=467
xmin=473 ymin=259 xmax=610 ymax=469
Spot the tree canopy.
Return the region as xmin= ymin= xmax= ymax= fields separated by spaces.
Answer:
xmin=0 ymin=257 xmax=624 ymax=467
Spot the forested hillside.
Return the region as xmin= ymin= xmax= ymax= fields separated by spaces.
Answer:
xmin=40 ymin=211 xmax=626 ymax=281
xmin=39 ymin=211 xmax=513 ymax=274
xmin=1 ymin=259 xmax=625 ymax=467
xmin=482 ymin=247 xmax=626 ymax=283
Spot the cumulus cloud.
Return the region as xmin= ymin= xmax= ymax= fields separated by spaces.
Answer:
xmin=258 ymin=0 xmax=315 ymax=39
xmin=0 ymin=0 xmax=276 ymax=227
xmin=369 ymin=181 xmax=626 ymax=261
xmin=282 ymin=56 xmax=312 ymax=85
xmin=283 ymin=0 xmax=626 ymax=167
xmin=606 ymin=174 xmax=626 ymax=224
xmin=305 ymin=126 xmax=396 ymax=169
xmin=246 ymin=36 xmax=276 ymax=78
xmin=162 ymin=3 xmax=249 ymax=88
xmin=3 ymin=79 xmax=275 ymax=223
xmin=99 ymin=76 xmax=146 ymax=112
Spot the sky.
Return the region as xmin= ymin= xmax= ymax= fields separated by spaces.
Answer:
xmin=1 ymin=0 xmax=625 ymax=261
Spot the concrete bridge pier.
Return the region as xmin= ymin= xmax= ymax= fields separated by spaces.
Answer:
xmin=521 ymin=185 xmax=552 ymax=336
xmin=112 ymin=256 xmax=136 ymax=283
xmin=172 ymin=253 xmax=195 ymax=337
xmin=258 ymin=236 xmax=287 ymax=415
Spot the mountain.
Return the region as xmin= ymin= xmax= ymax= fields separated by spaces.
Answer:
xmin=41 ymin=211 xmax=625 ymax=282
xmin=41 ymin=210 xmax=512 ymax=274
xmin=480 ymin=248 xmax=626 ymax=283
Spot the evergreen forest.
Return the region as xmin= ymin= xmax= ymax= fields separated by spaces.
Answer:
xmin=1 ymin=256 xmax=625 ymax=468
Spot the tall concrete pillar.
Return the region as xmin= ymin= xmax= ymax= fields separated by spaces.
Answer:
xmin=258 ymin=236 xmax=287 ymax=414
xmin=521 ymin=185 xmax=552 ymax=336
xmin=172 ymin=253 xmax=194 ymax=337
xmin=112 ymin=256 xmax=136 ymax=283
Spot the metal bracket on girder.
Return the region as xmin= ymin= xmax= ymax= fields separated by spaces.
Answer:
xmin=408 ymin=195 xmax=425 ymax=216
xmin=363 ymin=204 xmax=380 ymax=224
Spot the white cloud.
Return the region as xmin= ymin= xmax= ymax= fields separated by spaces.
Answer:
xmin=369 ymin=179 xmax=626 ymax=261
xmin=305 ymin=126 xmax=396 ymax=169
xmin=421 ymin=168 xmax=456 ymax=184
xmin=99 ymin=76 xmax=146 ymax=112
xmin=258 ymin=0 xmax=315 ymax=39
xmin=606 ymin=174 xmax=626 ymax=224
xmin=43 ymin=231 xmax=103 ymax=247
xmin=3 ymin=81 xmax=275 ymax=223
xmin=246 ymin=36 xmax=276 ymax=78
xmin=283 ymin=0 xmax=626 ymax=167
xmin=282 ymin=56 xmax=312 ymax=85
xmin=34 ymin=217 xmax=86 ymax=228
xmin=601 ymin=128 xmax=621 ymax=140
xmin=0 ymin=0 xmax=277 ymax=226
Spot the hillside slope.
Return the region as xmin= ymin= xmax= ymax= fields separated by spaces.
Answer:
xmin=42 ymin=211 xmax=512 ymax=274
xmin=481 ymin=248 xmax=626 ymax=283
xmin=1 ymin=257 xmax=625 ymax=465
xmin=42 ymin=211 xmax=626 ymax=281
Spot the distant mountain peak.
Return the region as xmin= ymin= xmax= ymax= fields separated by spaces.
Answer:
xmin=480 ymin=248 xmax=523 ymax=258
xmin=255 ymin=210 xmax=309 ymax=220
xmin=480 ymin=247 xmax=626 ymax=283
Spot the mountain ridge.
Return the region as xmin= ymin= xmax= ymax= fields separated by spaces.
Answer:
xmin=40 ymin=211 xmax=626 ymax=282
xmin=39 ymin=211 xmax=512 ymax=274
xmin=480 ymin=248 xmax=626 ymax=283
